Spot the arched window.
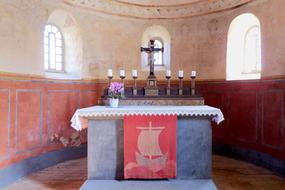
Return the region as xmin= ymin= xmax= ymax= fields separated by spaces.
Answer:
xmin=153 ymin=39 xmax=163 ymax=66
xmin=44 ymin=24 xmax=64 ymax=72
xmin=141 ymin=25 xmax=171 ymax=71
xmin=227 ymin=13 xmax=261 ymax=80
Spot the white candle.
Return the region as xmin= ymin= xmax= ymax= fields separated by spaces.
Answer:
xmin=119 ymin=70 xmax=125 ymax=77
xmin=191 ymin=71 xmax=197 ymax=77
xmin=107 ymin=69 xmax=113 ymax=77
xmin=178 ymin=70 xmax=184 ymax=78
xmin=132 ymin=70 xmax=137 ymax=77
xmin=166 ymin=70 xmax=171 ymax=77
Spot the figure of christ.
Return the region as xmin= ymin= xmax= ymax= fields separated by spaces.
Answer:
xmin=141 ymin=40 xmax=164 ymax=77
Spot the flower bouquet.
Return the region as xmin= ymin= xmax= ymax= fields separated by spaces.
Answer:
xmin=108 ymin=82 xmax=124 ymax=107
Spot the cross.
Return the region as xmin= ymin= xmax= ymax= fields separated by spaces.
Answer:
xmin=141 ymin=40 xmax=164 ymax=76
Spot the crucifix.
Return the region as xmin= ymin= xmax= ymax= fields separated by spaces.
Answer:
xmin=141 ymin=40 xmax=164 ymax=96
xmin=141 ymin=40 xmax=164 ymax=78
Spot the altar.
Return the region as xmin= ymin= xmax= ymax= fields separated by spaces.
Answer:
xmin=71 ymin=105 xmax=224 ymax=190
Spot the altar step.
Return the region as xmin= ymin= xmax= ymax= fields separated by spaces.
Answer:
xmin=80 ymin=179 xmax=217 ymax=190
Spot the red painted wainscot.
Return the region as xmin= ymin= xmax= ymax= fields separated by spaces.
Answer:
xmin=1 ymin=76 xmax=284 ymax=174
xmin=0 ymin=76 xmax=97 ymax=169
xmin=198 ymin=79 xmax=285 ymax=161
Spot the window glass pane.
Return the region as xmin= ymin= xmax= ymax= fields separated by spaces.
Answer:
xmin=44 ymin=45 xmax=49 ymax=53
xmin=44 ymin=24 xmax=64 ymax=72
xmin=56 ymin=32 xmax=62 ymax=39
xmin=49 ymin=33 xmax=56 ymax=69
xmin=154 ymin=40 xmax=162 ymax=48
xmin=45 ymin=25 xmax=51 ymax=33
xmin=44 ymin=37 xmax=49 ymax=45
xmin=51 ymin=25 xmax=58 ymax=33
xmin=56 ymin=62 xmax=63 ymax=71
xmin=56 ymin=55 xmax=62 ymax=62
xmin=56 ymin=39 xmax=62 ymax=47
xmin=154 ymin=52 xmax=162 ymax=65
xmin=153 ymin=40 xmax=163 ymax=65
xmin=56 ymin=47 xmax=62 ymax=54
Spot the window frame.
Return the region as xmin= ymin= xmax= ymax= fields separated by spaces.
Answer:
xmin=44 ymin=23 xmax=65 ymax=73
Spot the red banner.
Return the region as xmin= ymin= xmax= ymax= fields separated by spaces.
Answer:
xmin=124 ymin=115 xmax=177 ymax=179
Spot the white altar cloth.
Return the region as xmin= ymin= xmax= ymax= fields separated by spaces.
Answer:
xmin=71 ymin=105 xmax=224 ymax=131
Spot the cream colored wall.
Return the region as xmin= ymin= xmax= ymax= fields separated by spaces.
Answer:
xmin=0 ymin=0 xmax=284 ymax=80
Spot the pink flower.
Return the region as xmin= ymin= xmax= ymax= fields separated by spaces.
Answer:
xmin=108 ymin=82 xmax=124 ymax=99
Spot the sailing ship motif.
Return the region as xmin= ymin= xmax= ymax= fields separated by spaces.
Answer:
xmin=136 ymin=121 xmax=167 ymax=172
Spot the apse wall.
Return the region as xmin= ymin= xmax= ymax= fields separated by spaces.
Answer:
xmin=72 ymin=0 xmax=285 ymax=80
xmin=0 ymin=0 xmax=285 ymax=187
xmin=1 ymin=0 xmax=285 ymax=80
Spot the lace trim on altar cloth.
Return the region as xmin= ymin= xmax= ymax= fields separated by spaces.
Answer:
xmin=71 ymin=105 xmax=224 ymax=131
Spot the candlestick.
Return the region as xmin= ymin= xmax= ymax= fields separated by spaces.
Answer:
xmin=133 ymin=75 xmax=138 ymax=96
xmin=166 ymin=74 xmax=171 ymax=96
xmin=178 ymin=75 xmax=184 ymax=96
xmin=191 ymin=72 xmax=196 ymax=96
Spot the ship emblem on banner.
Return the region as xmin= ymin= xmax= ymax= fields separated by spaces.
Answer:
xmin=124 ymin=115 xmax=177 ymax=179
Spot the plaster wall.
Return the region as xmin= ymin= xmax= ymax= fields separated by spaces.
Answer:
xmin=0 ymin=0 xmax=284 ymax=80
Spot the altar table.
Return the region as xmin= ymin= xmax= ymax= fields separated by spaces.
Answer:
xmin=71 ymin=105 xmax=224 ymax=190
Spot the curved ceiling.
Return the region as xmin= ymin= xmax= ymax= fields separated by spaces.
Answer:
xmin=64 ymin=0 xmax=253 ymax=19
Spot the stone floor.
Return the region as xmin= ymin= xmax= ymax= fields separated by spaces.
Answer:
xmin=3 ymin=155 xmax=285 ymax=190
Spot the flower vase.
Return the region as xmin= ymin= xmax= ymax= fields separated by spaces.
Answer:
xmin=109 ymin=98 xmax=119 ymax=108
